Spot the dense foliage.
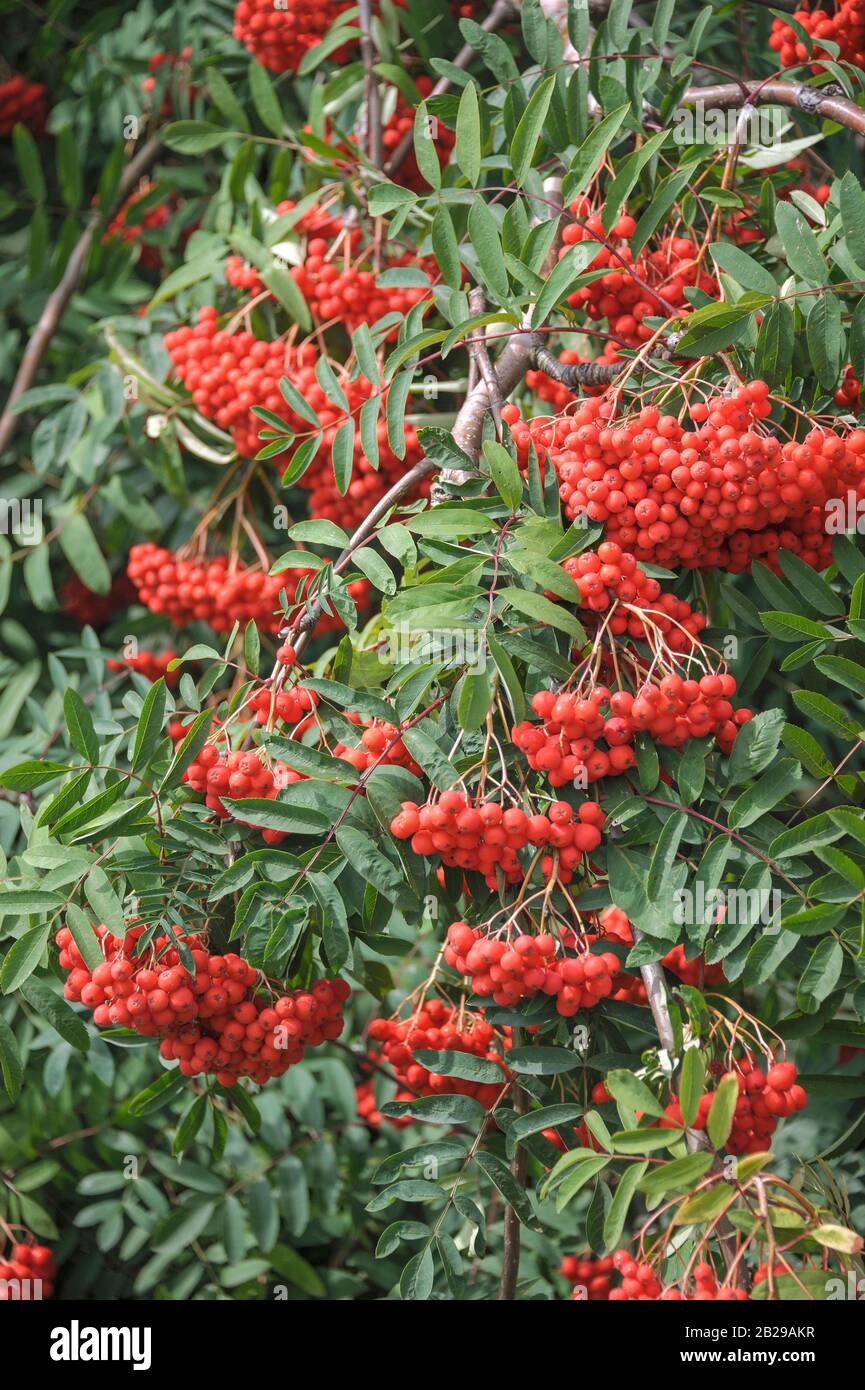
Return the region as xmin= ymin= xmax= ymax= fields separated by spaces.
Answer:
xmin=2 ymin=0 xmax=865 ymax=1304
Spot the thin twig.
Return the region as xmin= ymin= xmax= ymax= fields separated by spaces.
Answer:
xmin=0 ymin=136 xmax=162 ymax=455
xmin=358 ymin=0 xmax=383 ymax=168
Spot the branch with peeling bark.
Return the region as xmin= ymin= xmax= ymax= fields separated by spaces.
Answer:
xmin=0 ymin=136 xmax=162 ymax=457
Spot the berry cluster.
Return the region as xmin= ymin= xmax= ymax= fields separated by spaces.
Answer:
xmin=289 ymin=237 xmax=432 ymax=336
xmin=107 ymin=649 xmax=180 ymax=686
xmin=59 ymin=572 xmax=136 ymax=628
xmin=560 ymin=201 xmax=716 ymax=346
xmin=355 ymin=1077 xmax=414 ymax=1129
xmin=836 ymin=365 xmax=861 ymax=410
xmin=142 ymin=47 xmax=196 ymax=115
xmin=248 ymin=681 xmax=320 ymax=730
xmin=390 ymin=793 xmax=606 ymax=888
xmin=0 ymin=1240 xmax=56 ymax=1299
xmin=770 ymin=2 xmax=865 ymax=70
xmin=127 ymin=541 xmax=365 ymax=636
xmin=598 ymin=905 xmax=725 ymax=989
xmin=233 ymin=0 xmax=357 ymax=72
xmin=560 ymin=1253 xmax=616 ymax=1300
xmin=661 ymin=1061 xmax=808 ymax=1155
xmin=102 ymin=181 xmax=172 ymax=270
xmin=184 ymin=744 xmax=306 ymax=845
xmin=57 ymin=921 xmax=348 ymax=1086
xmin=655 ymin=1264 xmax=750 ymax=1302
xmin=514 ymin=380 xmax=865 ymax=572
xmin=513 ymin=665 xmax=750 ymax=787
xmin=723 ymin=161 xmax=831 ymax=247
xmin=444 ymin=922 xmax=627 ymax=1018
xmin=225 ymin=199 xmax=343 ymax=293
xmin=0 ymin=75 xmax=48 ymax=137
xmin=164 ymin=309 xmax=426 ymax=525
xmin=367 ymin=998 xmax=509 ymax=1108
xmin=331 ymin=717 xmax=423 ymax=779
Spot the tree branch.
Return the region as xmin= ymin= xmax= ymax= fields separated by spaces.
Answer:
xmin=0 ymin=135 xmax=162 ymax=457
xmin=681 ymin=79 xmax=865 ymax=137
xmin=283 ymin=454 xmax=438 ymax=655
xmin=358 ymin=0 xmax=383 ymax=168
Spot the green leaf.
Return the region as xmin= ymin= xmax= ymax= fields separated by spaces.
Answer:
xmin=760 ymin=610 xmax=834 ymax=643
xmin=798 ymin=938 xmax=844 ymax=1010
xmin=606 ymin=1068 xmax=666 ymax=1120
xmin=269 ymin=1243 xmax=327 ymax=1297
xmin=248 ymin=59 xmax=284 ymax=137
xmin=400 ymin=1246 xmax=434 ymax=1300
xmin=83 ymin=866 xmax=125 ymax=933
xmin=153 ymin=1198 xmax=216 ymax=1255
xmin=0 ymin=1015 xmax=23 ymax=1101
xmin=775 ymin=200 xmax=827 ymax=283
xmin=792 ymin=690 xmax=859 ymax=740
xmin=510 ymin=75 xmax=554 ymax=186
xmin=814 ymin=655 xmax=865 ymax=697
xmin=468 ymin=198 xmax=509 ymax=302
xmin=382 ymin=1094 xmax=486 ymax=1126
xmin=413 ymin=1050 xmax=507 ymax=1085
xmin=777 ymin=549 xmax=845 ymax=616
xmin=508 ymin=1103 xmax=584 ymax=1143
xmin=564 ymin=104 xmax=629 ymax=203
xmin=676 ymin=300 xmax=759 ymax=356
xmin=308 ymin=871 xmax=350 ymax=970
xmin=432 ymin=206 xmax=462 ymax=291
xmin=638 ymin=1152 xmax=713 ymax=1199
xmin=334 ymin=826 xmax=405 ymax=901
xmin=680 ymin=1047 xmax=706 ymax=1129
xmin=506 ymin=1046 xmax=581 ymax=1075
xmin=163 ymin=121 xmax=231 ymax=154
xmin=727 ymin=708 xmax=785 ymax=784
xmin=674 ymin=1183 xmax=734 ymax=1225
xmin=647 ymin=811 xmax=687 ymax=901
xmin=65 ymin=904 xmax=105 ymax=974
xmin=707 ymin=1072 xmax=739 ymax=1149
xmin=0 ymin=761 xmax=71 ymax=791
xmin=708 ymin=242 xmax=778 ymax=296
xmin=530 ymin=239 xmax=604 ymax=328
xmin=456 ymin=667 xmax=493 ymax=732
xmin=0 ymin=924 xmax=50 ymax=993
xmin=482 ymin=440 xmax=522 ymax=510
xmin=13 ymin=123 xmax=45 ymax=201
xmin=63 ymin=688 xmax=99 ymax=763
xmin=455 ymin=80 xmax=481 ymax=186
xmin=406 ymin=508 xmax=495 ymax=538
xmin=132 ymin=678 xmax=168 ymax=771
xmin=505 ymin=587 xmax=585 ymax=641
xmin=727 ymin=758 xmax=802 ymax=829
xmin=604 ymin=1159 xmax=648 ymax=1249
xmin=807 ymin=291 xmax=843 ymax=391
xmin=19 ymin=977 xmax=89 ymax=1051
xmin=840 ymin=169 xmax=865 ymax=268
xmin=474 ymin=1150 xmax=538 ymax=1228
xmin=57 ymin=513 xmax=110 ymax=595
xmin=413 ymin=101 xmax=441 ymax=190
